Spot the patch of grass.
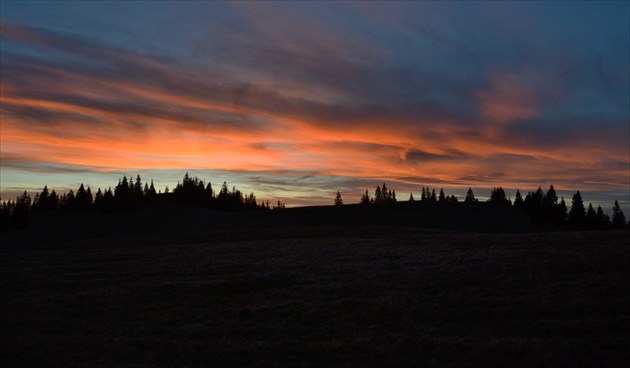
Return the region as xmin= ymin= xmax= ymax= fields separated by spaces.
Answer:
xmin=2 ymin=230 xmax=629 ymax=367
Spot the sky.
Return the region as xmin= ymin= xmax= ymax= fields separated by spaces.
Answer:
xmin=1 ymin=1 xmax=629 ymax=213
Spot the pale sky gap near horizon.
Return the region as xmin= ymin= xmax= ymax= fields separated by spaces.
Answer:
xmin=1 ymin=1 xmax=629 ymax=214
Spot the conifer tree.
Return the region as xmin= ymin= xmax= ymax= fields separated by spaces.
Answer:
xmin=513 ymin=189 xmax=523 ymax=208
xmin=86 ymin=187 xmax=93 ymax=208
xmin=409 ymin=193 xmax=414 ymax=202
xmin=148 ymin=180 xmax=157 ymax=200
xmin=63 ymin=190 xmax=75 ymax=212
xmin=75 ymin=184 xmax=89 ymax=211
xmin=595 ymin=205 xmax=610 ymax=229
xmin=375 ymin=185 xmax=383 ymax=203
xmin=585 ymin=203 xmax=597 ymax=230
xmin=567 ymin=191 xmax=586 ymax=230
xmin=555 ymin=197 xmax=567 ymax=226
xmin=523 ymin=187 xmax=544 ymax=224
xmin=48 ymin=190 xmax=58 ymax=211
xmin=545 ymin=185 xmax=558 ymax=206
xmin=489 ymin=187 xmax=509 ymax=205
xmin=612 ymin=200 xmax=627 ymax=229
xmin=438 ymin=188 xmax=446 ymax=202
xmin=334 ymin=191 xmax=343 ymax=206
xmin=33 ymin=185 xmax=50 ymax=212
xmin=465 ymin=188 xmax=476 ymax=203
xmin=12 ymin=191 xmax=31 ymax=228
xmin=205 ymin=182 xmax=214 ymax=203
xmin=94 ymin=188 xmax=104 ymax=212
xmin=103 ymin=188 xmax=114 ymax=213
xmin=360 ymin=189 xmax=370 ymax=204
xmin=114 ymin=176 xmax=131 ymax=210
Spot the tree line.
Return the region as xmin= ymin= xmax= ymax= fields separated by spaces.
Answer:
xmin=335 ymin=183 xmax=628 ymax=230
xmin=2 ymin=176 xmax=627 ymax=232
xmin=172 ymin=172 xmax=284 ymax=211
xmin=0 ymin=172 xmax=283 ymax=232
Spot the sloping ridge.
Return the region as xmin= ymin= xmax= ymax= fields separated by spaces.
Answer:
xmin=1 ymin=200 xmax=558 ymax=250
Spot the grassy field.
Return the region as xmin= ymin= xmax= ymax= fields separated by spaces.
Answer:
xmin=1 ymin=205 xmax=629 ymax=367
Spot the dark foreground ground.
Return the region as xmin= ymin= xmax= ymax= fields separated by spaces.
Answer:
xmin=1 ymin=205 xmax=629 ymax=367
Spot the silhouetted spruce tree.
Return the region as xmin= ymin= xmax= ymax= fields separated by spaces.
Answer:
xmin=216 ymin=181 xmax=229 ymax=209
xmin=131 ymin=174 xmax=144 ymax=206
xmin=430 ymin=188 xmax=437 ymax=201
xmin=86 ymin=187 xmax=93 ymax=208
xmin=204 ymin=182 xmax=214 ymax=206
xmin=449 ymin=195 xmax=458 ymax=202
xmin=513 ymin=189 xmax=523 ymax=208
xmin=334 ymin=191 xmax=343 ymax=206
xmin=465 ymin=188 xmax=476 ymax=203
xmin=409 ymin=193 xmax=414 ymax=202
xmin=542 ymin=185 xmax=558 ymax=223
xmin=48 ymin=190 xmax=58 ymax=211
xmin=93 ymin=188 xmax=104 ymax=213
xmin=60 ymin=190 xmax=75 ymax=212
xmin=523 ymin=187 xmax=544 ymax=224
xmin=595 ymin=205 xmax=610 ymax=230
xmin=555 ymin=197 xmax=567 ymax=226
xmin=74 ymin=184 xmax=89 ymax=211
xmin=114 ymin=176 xmax=131 ymax=210
xmin=244 ymin=193 xmax=257 ymax=209
xmin=174 ymin=172 xmax=207 ymax=206
xmin=128 ymin=176 xmax=135 ymax=196
xmin=544 ymin=185 xmax=558 ymax=205
xmin=374 ymin=183 xmax=389 ymax=203
xmin=13 ymin=191 xmax=31 ymax=228
xmin=421 ymin=187 xmax=427 ymax=201
xmin=360 ymin=189 xmax=371 ymax=204
xmin=567 ymin=191 xmax=586 ymax=230
xmin=489 ymin=187 xmax=510 ymax=205
xmin=147 ymin=180 xmax=158 ymax=202
xmin=375 ymin=185 xmax=383 ymax=203
xmin=103 ymin=188 xmax=115 ymax=213
xmin=32 ymin=186 xmax=50 ymax=212
xmin=438 ymin=188 xmax=446 ymax=202
xmin=0 ymin=200 xmax=12 ymax=231
xmin=585 ymin=203 xmax=597 ymax=230
xmin=612 ymin=200 xmax=627 ymax=229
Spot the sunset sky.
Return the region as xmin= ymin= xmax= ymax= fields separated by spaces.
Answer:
xmin=1 ymin=1 xmax=629 ymax=212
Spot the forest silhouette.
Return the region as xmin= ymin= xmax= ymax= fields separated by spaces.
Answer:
xmin=1 ymin=172 xmax=628 ymax=232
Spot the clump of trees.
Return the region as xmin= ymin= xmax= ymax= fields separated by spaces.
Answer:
xmin=0 ymin=191 xmax=31 ymax=231
xmin=359 ymin=183 xmax=397 ymax=204
xmin=0 ymin=172 xmax=278 ymax=232
xmin=516 ymin=185 xmax=567 ymax=226
xmin=501 ymin=185 xmax=627 ymax=231
xmin=172 ymin=172 xmax=270 ymax=211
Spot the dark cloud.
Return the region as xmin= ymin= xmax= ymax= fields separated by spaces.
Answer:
xmin=403 ymin=149 xmax=462 ymax=162
xmin=1 ymin=153 xmax=109 ymax=174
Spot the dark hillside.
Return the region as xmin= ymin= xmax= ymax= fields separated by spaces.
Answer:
xmin=1 ymin=200 xmax=554 ymax=250
xmin=1 ymin=229 xmax=628 ymax=367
